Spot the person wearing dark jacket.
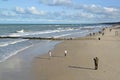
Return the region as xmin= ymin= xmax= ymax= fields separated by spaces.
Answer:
xmin=93 ymin=57 xmax=99 ymax=70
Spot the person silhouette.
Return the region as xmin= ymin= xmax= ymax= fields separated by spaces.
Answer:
xmin=64 ymin=49 xmax=68 ymax=56
xmin=93 ymin=57 xmax=99 ymax=70
xmin=48 ymin=50 xmax=52 ymax=59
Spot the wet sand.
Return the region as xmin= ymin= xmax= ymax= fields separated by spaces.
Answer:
xmin=0 ymin=40 xmax=59 ymax=80
xmin=32 ymin=24 xmax=120 ymax=80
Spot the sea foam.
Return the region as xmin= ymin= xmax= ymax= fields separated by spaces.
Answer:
xmin=0 ymin=39 xmax=28 ymax=47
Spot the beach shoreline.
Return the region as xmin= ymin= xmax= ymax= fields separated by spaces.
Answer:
xmin=32 ymin=24 xmax=120 ymax=80
xmin=0 ymin=40 xmax=60 ymax=80
xmin=0 ymin=24 xmax=120 ymax=80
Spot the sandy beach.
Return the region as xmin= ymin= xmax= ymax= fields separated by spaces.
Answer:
xmin=32 ymin=24 xmax=120 ymax=80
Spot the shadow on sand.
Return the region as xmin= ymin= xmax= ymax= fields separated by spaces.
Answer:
xmin=36 ymin=55 xmax=64 ymax=60
xmin=36 ymin=57 xmax=50 ymax=60
xmin=52 ymin=55 xmax=64 ymax=58
xmin=68 ymin=65 xmax=95 ymax=70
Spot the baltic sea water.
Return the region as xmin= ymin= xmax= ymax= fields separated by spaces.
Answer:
xmin=0 ymin=24 xmax=111 ymax=62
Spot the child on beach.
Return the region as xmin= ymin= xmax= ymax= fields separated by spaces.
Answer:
xmin=64 ymin=49 xmax=68 ymax=56
xmin=48 ymin=50 xmax=52 ymax=58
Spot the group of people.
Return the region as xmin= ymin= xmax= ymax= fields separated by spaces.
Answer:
xmin=48 ymin=50 xmax=99 ymax=70
xmin=46 ymin=27 xmax=115 ymax=71
xmin=48 ymin=49 xmax=68 ymax=57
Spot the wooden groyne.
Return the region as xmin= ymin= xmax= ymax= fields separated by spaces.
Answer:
xmin=0 ymin=36 xmax=96 ymax=40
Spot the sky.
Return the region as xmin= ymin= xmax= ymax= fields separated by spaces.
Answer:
xmin=0 ymin=0 xmax=120 ymax=24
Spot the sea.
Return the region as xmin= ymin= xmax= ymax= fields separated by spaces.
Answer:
xmin=0 ymin=24 xmax=112 ymax=62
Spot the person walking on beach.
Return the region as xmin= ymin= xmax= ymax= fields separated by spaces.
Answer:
xmin=48 ymin=50 xmax=52 ymax=58
xmin=93 ymin=57 xmax=99 ymax=70
xmin=110 ymin=29 xmax=112 ymax=32
xmin=64 ymin=49 xmax=68 ymax=56
xmin=98 ymin=37 xmax=101 ymax=40
xmin=102 ymin=32 xmax=104 ymax=36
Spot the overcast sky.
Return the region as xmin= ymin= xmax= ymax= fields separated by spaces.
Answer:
xmin=0 ymin=0 xmax=120 ymax=24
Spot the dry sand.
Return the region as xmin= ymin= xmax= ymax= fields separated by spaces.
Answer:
xmin=32 ymin=24 xmax=120 ymax=80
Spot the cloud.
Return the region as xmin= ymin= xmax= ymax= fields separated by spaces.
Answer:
xmin=15 ymin=7 xmax=25 ymax=13
xmin=39 ymin=0 xmax=72 ymax=6
xmin=0 ymin=8 xmax=17 ymax=17
xmin=15 ymin=6 xmax=46 ymax=16
xmin=27 ymin=6 xmax=45 ymax=15
xmin=3 ymin=12 xmax=16 ymax=16
xmin=0 ymin=4 xmax=120 ymax=23
xmin=72 ymin=4 xmax=120 ymax=20
xmin=104 ymin=7 xmax=118 ymax=12
xmin=79 ymin=12 xmax=94 ymax=18
xmin=38 ymin=0 xmax=120 ymax=20
xmin=74 ymin=4 xmax=120 ymax=15
xmin=0 ymin=6 xmax=47 ymax=23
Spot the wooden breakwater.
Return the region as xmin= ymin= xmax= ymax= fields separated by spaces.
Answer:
xmin=0 ymin=36 xmax=96 ymax=40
